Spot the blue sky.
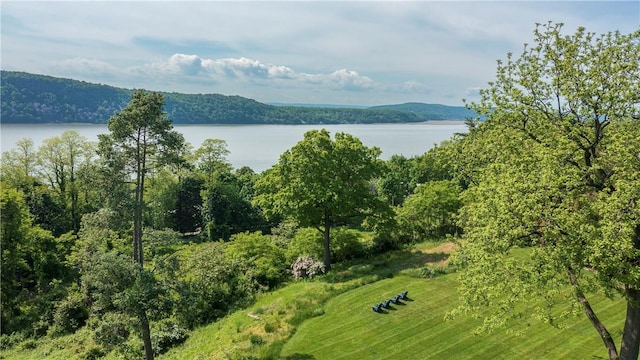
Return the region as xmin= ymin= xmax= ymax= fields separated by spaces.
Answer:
xmin=2 ymin=1 xmax=638 ymax=106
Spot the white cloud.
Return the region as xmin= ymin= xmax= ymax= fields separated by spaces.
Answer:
xmin=324 ymin=69 xmax=375 ymax=91
xmin=166 ymin=54 xmax=203 ymax=76
xmin=2 ymin=1 xmax=638 ymax=106
xmin=134 ymin=54 xmax=376 ymax=91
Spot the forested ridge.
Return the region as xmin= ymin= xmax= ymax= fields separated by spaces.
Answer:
xmin=0 ymin=70 xmax=473 ymax=124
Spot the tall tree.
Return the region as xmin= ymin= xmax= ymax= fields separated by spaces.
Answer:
xmin=452 ymin=23 xmax=640 ymax=360
xmin=254 ymin=129 xmax=389 ymax=270
xmin=98 ymin=90 xmax=185 ymax=360
xmin=38 ymin=130 xmax=95 ymax=233
xmin=193 ymin=138 xmax=231 ymax=185
xmin=0 ymin=138 xmax=38 ymax=188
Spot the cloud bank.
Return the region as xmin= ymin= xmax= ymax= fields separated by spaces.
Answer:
xmin=2 ymin=1 xmax=638 ymax=106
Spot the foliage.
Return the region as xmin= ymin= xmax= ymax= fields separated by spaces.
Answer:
xmin=50 ymin=287 xmax=89 ymax=336
xmin=1 ymin=184 xmax=72 ymax=336
xmin=376 ymin=155 xmax=413 ymax=206
xmin=98 ymin=90 xmax=186 ymax=359
xmin=150 ymin=319 xmax=188 ymax=356
xmin=1 ymin=132 xmax=99 ymax=236
xmin=225 ymin=231 xmax=288 ymax=289
xmin=330 ymin=227 xmax=370 ymax=262
xmin=1 ymin=71 xmax=131 ymax=124
xmin=202 ymin=171 xmax=267 ymax=241
xmin=285 ymin=227 xmax=324 ymax=263
xmin=173 ymin=242 xmax=257 ymax=329
xmin=395 ymin=180 xmax=462 ymax=242
xmin=254 ymin=129 xmax=391 ymax=270
xmin=88 ymin=312 xmax=135 ymax=355
xmin=452 ymin=23 xmax=640 ymax=360
xmin=173 ymin=175 xmax=205 ymax=234
xmin=3 ymin=240 xmax=627 ymax=360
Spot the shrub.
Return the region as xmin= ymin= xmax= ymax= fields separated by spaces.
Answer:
xmin=291 ymin=256 xmax=325 ymax=279
xmin=264 ymin=322 xmax=276 ymax=333
xmin=331 ymin=227 xmax=366 ymax=262
xmin=175 ymin=242 xmax=257 ymax=329
xmin=91 ymin=312 xmax=132 ymax=353
xmin=50 ymin=290 xmax=89 ymax=336
xmin=249 ymin=334 xmax=264 ymax=346
xmin=0 ymin=332 xmax=27 ymax=350
xmin=285 ymin=228 xmax=323 ymax=263
xmin=151 ymin=319 xmax=188 ymax=356
xmin=226 ymin=231 xmax=288 ymax=288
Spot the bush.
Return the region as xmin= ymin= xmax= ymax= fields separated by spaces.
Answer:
xmin=151 ymin=319 xmax=188 ymax=356
xmin=226 ymin=231 xmax=287 ymax=288
xmin=175 ymin=242 xmax=257 ymax=329
xmin=91 ymin=312 xmax=132 ymax=353
xmin=331 ymin=227 xmax=366 ymax=262
xmin=285 ymin=228 xmax=324 ymax=263
xmin=50 ymin=290 xmax=89 ymax=336
xmin=249 ymin=334 xmax=264 ymax=346
xmin=0 ymin=332 xmax=27 ymax=350
xmin=291 ymin=256 xmax=325 ymax=279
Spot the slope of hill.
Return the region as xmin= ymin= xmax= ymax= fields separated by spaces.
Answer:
xmin=1 ymin=71 xmax=474 ymax=124
xmin=368 ymin=102 xmax=476 ymax=120
xmin=1 ymin=240 xmax=624 ymax=359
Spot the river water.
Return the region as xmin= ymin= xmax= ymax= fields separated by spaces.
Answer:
xmin=1 ymin=123 xmax=466 ymax=172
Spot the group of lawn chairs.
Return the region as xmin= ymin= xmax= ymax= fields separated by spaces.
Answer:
xmin=371 ymin=291 xmax=409 ymax=313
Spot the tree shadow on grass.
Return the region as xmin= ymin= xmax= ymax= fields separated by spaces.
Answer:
xmin=283 ymin=353 xmax=316 ymax=360
xmin=323 ymin=249 xmax=451 ymax=284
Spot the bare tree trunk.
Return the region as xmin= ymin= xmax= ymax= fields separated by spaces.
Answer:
xmin=140 ymin=311 xmax=154 ymax=360
xmin=619 ymin=287 xmax=640 ymax=360
xmin=567 ymin=267 xmax=619 ymax=360
xmin=135 ymin=134 xmax=154 ymax=360
xmin=323 ymin=210 xmax=331 ymax=271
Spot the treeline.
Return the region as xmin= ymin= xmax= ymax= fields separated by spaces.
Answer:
xmin=0 ymin=70 xmax=473 ymax=124
xmin=0 ymin=90 xmax=464 ymax=359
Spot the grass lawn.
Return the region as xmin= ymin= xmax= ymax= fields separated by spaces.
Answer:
xmin=280 ymin=274 xmax=624 ymax=360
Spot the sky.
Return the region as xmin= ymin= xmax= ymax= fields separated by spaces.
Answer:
xmin=1 ymin=1 xmax=639 ymax=107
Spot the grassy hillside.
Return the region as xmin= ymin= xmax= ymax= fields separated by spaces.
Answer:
xmin=281 ymin=276 xmax=622 ymax=359
xmin=2 ymin=242 xmax=624 ymax=359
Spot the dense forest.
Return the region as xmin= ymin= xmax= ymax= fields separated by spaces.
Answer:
xmin=1 ymin=24 xmax=639 ymax=360
xmin=1 ymin=71 xmax=474 ymax=125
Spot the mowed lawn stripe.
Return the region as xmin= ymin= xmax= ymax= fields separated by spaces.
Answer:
xmin=281 ymin=275 xmax=464 ymax=358
xmin=280 ymin=274 xmax=625 ymax=359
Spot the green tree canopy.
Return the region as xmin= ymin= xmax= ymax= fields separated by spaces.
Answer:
xmin=97 ymin=89 xmax=185 ymax=360
xmin=452 ymin=23 xmax=640 ymax=360
xmin=254 ymin=129 xmax=390 ymax=270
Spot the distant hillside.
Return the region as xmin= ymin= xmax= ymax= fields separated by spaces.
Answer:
xmin=1 ymin=71 xmax=474 ymax=124
xmin=367 ymin=102 xmax=476 ymax=120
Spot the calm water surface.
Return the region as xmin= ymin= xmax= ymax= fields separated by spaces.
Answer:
xmin=1 ymin=123 xmax=466 ymax=172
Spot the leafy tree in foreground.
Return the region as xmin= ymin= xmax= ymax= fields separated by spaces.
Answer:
xmin=98 ymin=90 xmax=185 ymax=360
xmin=452 ymin=23 xmax=640 ymax=360
xmin=254 ymin=129 xmax=389 ymax=270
